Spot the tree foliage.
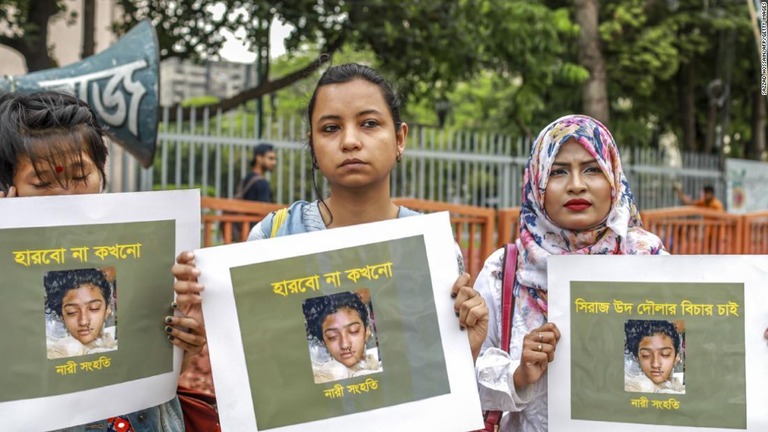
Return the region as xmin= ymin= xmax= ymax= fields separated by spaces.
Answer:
xmin=600 ymin=0 xmax=758 ymax=155
xmin=0 ymin=0 xmax=762 ymax=159
xmin=0 ymin=0 xmax=71 ymax=71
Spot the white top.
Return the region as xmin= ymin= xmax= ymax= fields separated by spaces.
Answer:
xmin=474 ymin=248 xmax=548 ymax=432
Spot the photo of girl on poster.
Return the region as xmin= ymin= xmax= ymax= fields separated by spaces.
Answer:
xmin=624 ymin=319 xmax=685 ymax=394
xmin=44 ymin=267 xmax=118 ymax=360
xmin=303 ymin=289 xmax=382 ymax=384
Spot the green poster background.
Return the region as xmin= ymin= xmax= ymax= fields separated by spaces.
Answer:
xmin=0 ymin=220 xmax=175 ymax=402
xmin=230 ymin=235 xmax=450 ymax=430
xmin=570 ymin=281 xmax=746 ymax=429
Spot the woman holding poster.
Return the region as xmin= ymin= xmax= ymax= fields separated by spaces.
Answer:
xmin=473 ymin=115 xmax=667 ymax=432
xmin=173 ymin=63 xmax=488 ymax=358
xmin=0 ymin=91 xmax=204 ymax=431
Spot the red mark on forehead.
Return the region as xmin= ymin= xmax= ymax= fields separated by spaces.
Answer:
xmin=55 ymin=165 xmax=64 ymax=173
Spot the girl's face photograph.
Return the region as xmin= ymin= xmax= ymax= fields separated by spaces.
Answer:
xmin=637 ymin=333 xmax=679 ymax=384
xmin=321 ymin=306 xmax=370 ymax=368
xmin=544 ymin=140 xmax=612 ymax=231
xmin=12 ymin=151 xmax=102 ymax=197
xmin=310 ymin=79 xmax=406 ymax=190
xmin=61 ymin=284 xmax=111 ymax=345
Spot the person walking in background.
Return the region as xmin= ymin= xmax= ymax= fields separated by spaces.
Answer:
xmin=237 ymin=142 xmax=277 ymax=203
xmin=673 ymin=183 xmax=724 ymax=211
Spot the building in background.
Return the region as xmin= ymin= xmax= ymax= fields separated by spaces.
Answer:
xmin=159 ymin=57 xmax=256 ymax=106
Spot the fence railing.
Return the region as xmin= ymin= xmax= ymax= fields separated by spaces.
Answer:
xmin=742 ymin=211 xmax=768 ymax=254
xmin=496 ymin=208 xmax=521 ymax=248
xmin=640 ymin=207 xmax=744 ymax=254
xmin=200 ymin=196 xmax=496 ymax=282
xmin=107 ymin=110 xmax=727 ymax=211
xmin=199 ymin=199 xmax=767 ymax=283
xmin=200 ymin=197 xmax=284 ymax=244
xmin=391 ymin=198 xmax=495 ymax=280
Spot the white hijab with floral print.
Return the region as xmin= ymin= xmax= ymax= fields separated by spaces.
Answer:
xmin=515 ymin=114 xmax=666 ymax=318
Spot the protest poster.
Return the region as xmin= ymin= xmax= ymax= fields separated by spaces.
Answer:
xmin=197 ymin=211 xmax=483 ymax=431
xmin=0 ymin=189 xmax=200 ymax=431
xmin=548 ymin=255 xmax=768 ymax=431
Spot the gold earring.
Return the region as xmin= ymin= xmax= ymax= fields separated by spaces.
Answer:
xmin=396 ymin=152 xmax=402 ymax=163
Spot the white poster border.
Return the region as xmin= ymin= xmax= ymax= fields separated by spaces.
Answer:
xmin=548 ymin=255 xmax=768 ymax=431
xmin=0 ymin=189 xmax=200 ymax=431
xmin=197 ymin=211 xmax=483 ymax=432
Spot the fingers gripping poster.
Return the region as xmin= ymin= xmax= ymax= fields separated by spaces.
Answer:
xmin=548 ymin=255 xmax=768 ymax=432
xmin=0 ymin=190 xmax=200 ymax=431
xmin=197 ymin=212 xmax=483 ymax=431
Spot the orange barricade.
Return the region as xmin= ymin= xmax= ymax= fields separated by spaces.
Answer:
xmin=200 ymin=199 xmax=768 ymax=255
xmin=742 ymin=211 xmax=768 ymax=254
xmin=393 ymin=198 xmax=495 ymax=280
xmin=200 ymin=197 xmax=285 ymax=246
xmin=496 ymin=207 xmax=521 ymax=249
xmin=640 ymin=207 xmax=743 ymax=254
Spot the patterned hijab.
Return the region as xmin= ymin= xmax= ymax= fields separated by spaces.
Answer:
xmin=516 ymin=115 xmax=666 ymax=318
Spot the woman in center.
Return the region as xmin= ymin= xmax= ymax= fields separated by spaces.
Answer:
xmin=303 ymin=290 xmax=382 ymax=383
xmin=173 ymin=62 xmax=489 ymax=390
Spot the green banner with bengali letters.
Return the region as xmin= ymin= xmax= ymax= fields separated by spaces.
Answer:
xmin=230 ymin=235 xmax=450 ymax=430
xmin=570 ymin=281 xmax=746 ymax=429
xmin=0 ymin=220 xmax=175 ymax=401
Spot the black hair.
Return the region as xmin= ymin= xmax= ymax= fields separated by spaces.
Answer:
xmin=44 ymin=268 xmax=112 ymax=318
xmin=303 ymin=291 xmax=370 ymax=344
xmin=624 ymin=320 xmax=681 ymax=358
xmin=0 ymin=91 xmax=108 ymax=191
xmin=254 ymin=143 xmax=274 ymax=156
xmin=305 ymin=63 xmax=404 ymax=224
xmin=703 ymin=185 xmax=715 ymax=194
xmin=251 ymin=142 xmax=275 ymax=166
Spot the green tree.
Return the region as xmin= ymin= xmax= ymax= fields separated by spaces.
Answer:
xmin=0 ymin=0 xmax=68 ymax=71
xmin=600 ymin=0 xmax=760 ymax=157
xmin=113 ymin=0 xmax=569 ymax=121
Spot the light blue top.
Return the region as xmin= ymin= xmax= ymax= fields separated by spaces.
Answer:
xmin=248 ymin=200 xmax=421 ymax=240
xmin=248 ymin=200 xmax=464 ymax=274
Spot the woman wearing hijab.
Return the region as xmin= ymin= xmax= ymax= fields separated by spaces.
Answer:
xmin=474 ymin=114 xmax=666 ymax=432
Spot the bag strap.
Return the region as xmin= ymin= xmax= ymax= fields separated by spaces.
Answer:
xmin=479 ymin=243 xmax=519 ymax=432
xmin=270 ymin=208 xmax=289 ymax=238
xmin=234 ymin=173 xmax=262 ymax=200
xmin=500 ymin=242 xmax=518 ymax=354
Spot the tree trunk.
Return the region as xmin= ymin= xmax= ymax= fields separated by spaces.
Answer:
xmin=21 ymin=0 xmax=59 ymax=71
xmin=81 ymin=0 xmax=96 ymax=58
xmin=703 ymin=90 xmax=718 ymax=154
xmin=678 ymin=62 xmax=697 ymax=152
xmin=575 ymin=0 xmax=610 ymax=125
xmin=748 ymin=90 xmax=766 ymax=160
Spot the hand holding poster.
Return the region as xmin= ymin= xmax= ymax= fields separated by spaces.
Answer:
xmin=196 ymin=211 xmax=483 ymax=431
xmin=0 ymin=190 xmax=200 ymax=431
xmin=548 ymin=255 xmax=768 ymax=431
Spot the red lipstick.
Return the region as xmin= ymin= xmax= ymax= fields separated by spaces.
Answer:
xmin=564 ymin=198 xmax=591 ymax=211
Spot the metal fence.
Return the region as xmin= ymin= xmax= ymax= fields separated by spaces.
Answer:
xmin=107 ymin=107 xmax=724 ymax=210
